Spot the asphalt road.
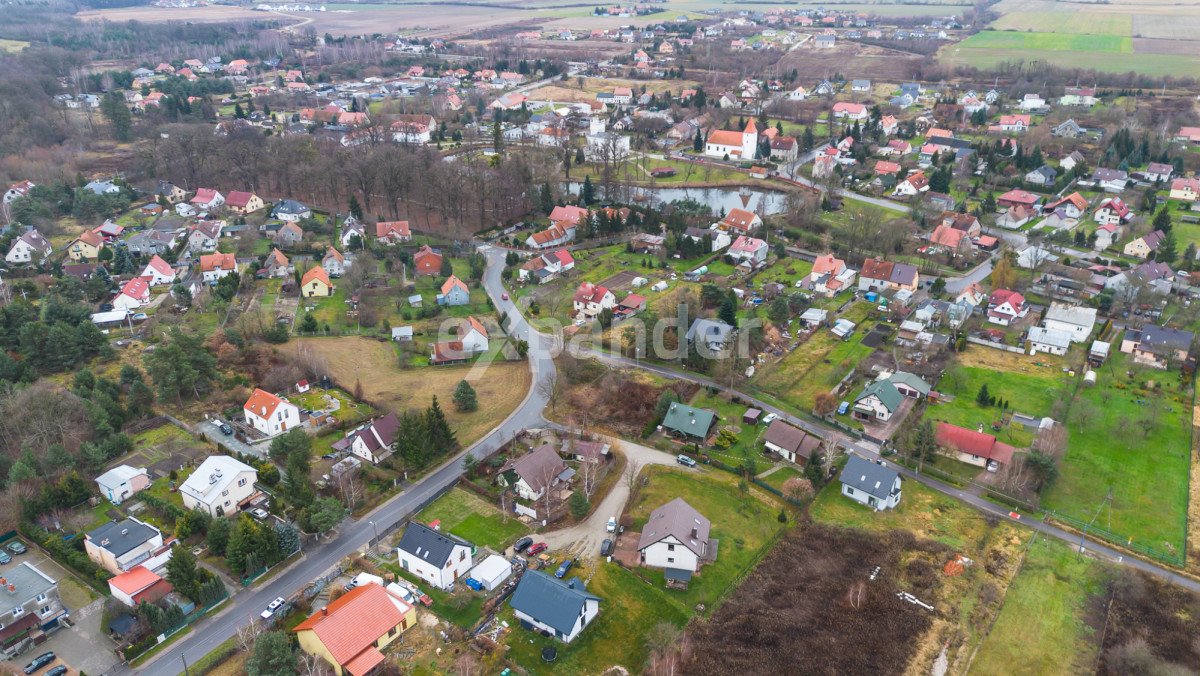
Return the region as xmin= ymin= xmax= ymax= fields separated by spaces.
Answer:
xmin=126 ymin=246 xmax=556 ymax=676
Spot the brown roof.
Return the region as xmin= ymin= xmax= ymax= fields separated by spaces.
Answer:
xmin=301 ymin=266 xmax=331 ymax=288
xmin=293 ymin=583 xmax=412 ymax=672
xmin=636 ymin=497 xmax=711 ymax=556
xmin=501 ymin=444 xmax=567 ymax=494
xmin=860 ymin=258 xmax=893 ymax=281
xmin=763 ymin=420 xmax=819 ymax=460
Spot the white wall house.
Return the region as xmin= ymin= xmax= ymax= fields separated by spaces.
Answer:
xmin=179 ymin=455 xmax=258 ymax=517
xmin=243 ymin=388 xmax=301 ymax=437
xmin=840 ymin=456 xmax=902 ymax=510
xmin=1042 ymin=304 xmax=1097 ymax=343
xmin=396 ymin=522 xmax=473 ymax=591
xmin=637 ymin=498 xmax=712 ymax=572
xmin=509 ymin=571 xmax=600 ymax=644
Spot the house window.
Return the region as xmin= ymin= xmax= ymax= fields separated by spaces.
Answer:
xmin=238 ymin=478 xmax=247 ymax=487
xmin=222 ymin=490 xmax=228 ymax=497
xmin=460 ymin=551 xmax=466 ymax=561
xmin=388 ymin=626 xmax=397 ymax=637
xmin=12 ymin=607 xmax=23 ymax=617
xmin=667 ymin=544 xmax=674 ymax=552
xmin=846 ymin=487 xmax=855 ymax=495
xmin=667 ymin=557 xmax=674 ymax=563
xmin=40 ymin=606 xmax=51 ymax=616
xmin=35 ymin=593 xmax=46 ymax=602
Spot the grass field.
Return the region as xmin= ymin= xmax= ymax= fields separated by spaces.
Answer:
xmin=0 ymin=38 xmax=28 ymax=53
xmin=955 ymin=30 xmax=1132 ymax=52
xmin=942 ymin=30 xmax=1200 ymax=76
xmin=990 ymin=12 xmax=1133 ymax=36
xmin=624 ymin=466 xmax=787 ymax=609
xmin=282 ymin=337 xmax=530 ymax=446
xmin=971 ymin=535 xmax=1108 ymax=674
xmin=928 ymin=362 xmax=1068 ymax=448
xmin=415 ymin=487 xmax=529 ymax=551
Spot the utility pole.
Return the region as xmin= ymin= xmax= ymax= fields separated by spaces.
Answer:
xmin=181 ymin=654 xmax=191 ymax=676
xmin=1079 ymin=487 xmax=1113 ymax=558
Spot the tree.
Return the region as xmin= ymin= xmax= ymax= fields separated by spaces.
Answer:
xmin=990 ymin=256 xmax=1016 ymax=290
xmin=568 ymin=490 xmax=590 ymax=519
xmin=207 ymin=515 xmax=232 ymax=556
xmin=270 ymin=428 xmax=312 ymax=462
xmin=453 ymin=379 xmax=478 ymax=412
xmin=308 ymin=497 xmax=346 ymax=533
xmin=1153 ymin=206 xmax=1172 ymax=233
xmin=767 ymin=296 xmax=789 ymax=324
xmin=166 ymin=545 xmax=202 ymax=602
xmin=654 ymin=390 xmax=679 ymax=421
xmin=1025 ymin=450 xmax=1059 ymax=491
xmin=439 ymin=255 xmax=453 ymax=277
xmin=581 ymin=175 xmax=595 ymax=205
xmin=143 ymin=329 xmax=217 ymax=403
xmin=976 ymin=383 xmax=991 ymax=407
xmin=693 ymin=128 xmax=704 ymax=152
xmin=1158 ymin=229 xmax=1178 ymax=264
xmin=813 ymin=392 xmax=837 ymax=417
xmin=246 ymin=632 xmax=297 ymax=676
xmin=101 ymin=92 xmax=133 ymax=142
xmin=348 ymin=195 xmax=363 ymax=220
xmin=718 ymin=296 xmax=738 ymax=327
xmin=285 ymin=447 xmax=315 ymax=507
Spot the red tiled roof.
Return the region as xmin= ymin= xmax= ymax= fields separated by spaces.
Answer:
xmin=293 ymin=583 xmax=412 ymax=673
xmin=191 ymin=188 xmax=220 ymax=205
xmin=706 ymin=129 xmax=745 ymax=147
xmin=860 ymin=258 xmax=893 ymax=281
xmin=302 ymin=266 xmax=331 ymax=288
xmin=553 ymin=249 xmax=574 ymax=266
xmin=119 ymin=276 xmax=150 ymax=300
xmin=245 ymin=388 xmax=286 ymax=419
xmin=930 ymin=225 xmax=965 ymax=248
xmin=226 ymin=191 xmax=256 ymax=208
xmin=440 ymin=275 xmax=468 ymax=295
xmin=146 ymin=255 xmax=173 ymax=276
xmin=548 ymin=205 xmax=589 ymax=226
xmin=109 ymin=565 xmax=163 ymax=596
xmin=199 ymin=252 xmax=236 ymax=273
xmin=874 ymin=160 xmax=901 ymax=175
xmin=722 ymin=208 xmax=759 ymax=231
xmin=375 ymin=221 xmax=411 ymax=239
xmin=812 ymin=254 xmax=844 ymax=276
xmin=935 ymin=422 xmax=1015 ymax=464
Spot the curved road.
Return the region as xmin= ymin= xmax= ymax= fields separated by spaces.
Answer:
xmin=130 ymin=247 xmax=554 ymax=676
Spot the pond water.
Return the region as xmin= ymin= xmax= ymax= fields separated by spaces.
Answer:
xmin=563 ymin=182 xmax=790 ymax=215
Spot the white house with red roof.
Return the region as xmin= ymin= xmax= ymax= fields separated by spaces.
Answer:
xmin=199 ymin=252 xmax=237 ymax=283
xmin=997 ymin=189 xmax=1039 ymax=210
xmin=935 ymin=422 xmax=1015 ymax=471
xmin=391 ymin=114 xmax=437 ymax=144
xmin=1094 ymin=197 xmax=1132 ymax=225
xmin=518 ymin=249 xmax=574 ymax=282
xmin=3 ymin=180 xmax=34 ymax=205
xmin=832 ymin=101 xmax=868 ymax=121
xmin=1170 ymin=177 xmax=1200 ymax=202
xmin=1044 ymin=192 xmax=1088 ymax=219
xmin=243 ymin=388 xmax=301 ymax=437
xmin=727 ymin=235 xmax=768 ymax=266
xmin=992 ymin=114 xmax=1031 ymax=133
xmin=572 ymin=282 xmax=616 ymax=319
xmin=704 ymin=119 xmax=758 ymax=160
xmin=986 ymin=289 xmax=1028 ymax=326
xmin=375 ymin=221 xmax=412 ymax=245
xmin=141 ymin=255 xmax=176 ymax=286
xmin=190 ymin=188 xmax=224 ymax=210
xmin=527 ymin=206 xmax=586 ymax=249
xmin=109 ymin=566 xmax=173 ymax=608
xmin=113 ymin=277 xmax=151 ymax=311
xmin=892 ymin=171 xmax=929 ymax=197
xmin=717 ymin=208 xmax=762 ymax=234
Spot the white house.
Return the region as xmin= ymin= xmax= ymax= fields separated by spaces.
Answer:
xmin=396 ymin=521 xmax=473 ymax=591
xmin=509 ymin=571 xmax=600 ymax=644
xmin=340 ymin=217 xmax=366 ymax=248
xmin=199 ymin=252 xmax=238 ymax=283
xmin=243 ymin=388 xmax=301 ymax=437
xmin=637 ymin=498 xmax=712 ymax=573
xmin=498 ymin=444 xmax=567 ymax=502
xmin=338 ymin=413 xmax=399 ymax=464
xmin=704 ymin=119 xmax=758 ymax=160
xmin=84 ymin=518 xmax=166 ymax=575
xmin=726 ymin=235 xmax=768 ymax=266
xmin=141 ymin=255 xmax=176 ymax=286
xmin=852 ymin=380 xmax=902 ymax=423
xmin=113 ymin=277 xmax=150 ymax=311
xmin=1042 ymin=303 xmax=1097 ymax=343
xmin=572 ymin=282 xmax=617 ymax=319
xmin=1018 ymin=93 xmax=1046 ymax=110
xmin=190 ymin=188 xmax=224 ymax=211
xmin=5 ymin=229 xmax=52 ymax=265
xmin=840 ymin=455 xmax=901 ymax=510
xmin=187 ymin=221 xmax=222 ymax=252
xmin=1028 ymin=326 xmax=1071 ymax=356
xmin=95 ymin=465 xmax=150 ymax=506
xmin=179 ymin=455 xmax=258 ymax=518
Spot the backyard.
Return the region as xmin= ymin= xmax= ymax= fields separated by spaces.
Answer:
xmin=414 ymin=487 xmax=530 ymax=552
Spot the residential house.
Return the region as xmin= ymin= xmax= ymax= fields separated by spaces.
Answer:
xmin=243 ymin=388 xmax=301 ymax=437
xmin=274 ymin=221 xmax=305 ymax=248
xmin=726 ymin=235 xmax=768 ymax=266
xmin=1170 ymin=177 xmax=1200 ymax=202
xmin=799 ymin=308 xmax=828 ymax=329
xmin=858 ymin=258 xmax=919 ymax=292
xmin=809 ymin=253 xmax=856 ymax=296
xmin=83 ymin=179 xmax=121 ymax=195
xmin=340 ymin=217 xmax=366 ymax=248
xmin=840 ymin=455 xmax=901 ymax=510
xmin=1018 ymin=93 xmax=1046 ymax=111
xmin=322 ymin=247 xmax=347 ymax=277
xmin=498 ymin=444 xmax=569 ymax=503
xmin=519 ymin=250 xmax=574 ymax=283
xmin=987 ymin=289 xmax=1028 ymax=326
xmin=1059 ymin=87 xmax=1097 ymax=106
xmin=375 ymin=221 xmax=412 ymax=245
xmin=294 ymin=583 xmax=417 ymax=676
xmin=113 ymin=277 xmax=150 ymax=311
xmin=1143 ymin=162 xmax=1174 ymax=184
xmin=994 ymin=114 xmax=1031 ymax=133
xmin=852 ymin=379 xmax=902 ymax=422
xmin=95 ymin=465 xmax=150 ymax=505
xmin=930 ymin=225 xmax=969 ymax=253
xmin=262 ymin=249 xmax=292 ymax=279
xmin=187 ymin=221 xmax=222 ymax=252
xmin=686 ymin=317 xmax=734 ymax=353
xmin=562 ymin=440 xmax=610 ymax=464
xmin=272 ymin=199 xmax=311 ymax=222
xmin=391 ymin=114 xmax=437 ymax=143
xmin=1093 ymin=168 xmax=1129 ymax=192
xmin=1043 ymin=303 xmax=1097 ymax=343
xmin=300 ymin=266 xmax=333 ymax=297
xmin=1053 ymin=119 xmax=1086 ymax=138
xmin=637 ymin=498 xmax=712 ymax=573
xmin=996 ymin=206 xmax=1033 ymax=230
xmin=0 ymin=563 xmax=68 ymax=658
xmin=717 ymin=208 xmax=762 ymax=234
xmin=225 ymin=191 xmax=264 ymax=215
xmin=430 ymin=317 xmax=489 ymax=365
xmin=1094 ymin=223 xmax=1121 ymax=250
xmin=67 ymin=230 xmax=104 ymax=261
xmin=770 ymin=136 xmax=798 ymax=162
xmin=630 ymin=234 xmax=664 ymax=255
xmin=1028 ymin=326 xmax=1071 ymax=355
xmin=509 ymin=571 xmax=600 ymax=644
xmin=413 ymin=245 xmax=443 ymax=275
xmin=1123 ymin=230 xmax=1165 ymax=259
xmin=334 ymin=413 xmax=399 ymax=465
xmin=5 ymin=229 xmax=52 ymax=265
xmin=660 ymin=402 xmax=716 ymax=440
xmin=997 ymin=189 xmax=1039 ymax=210
xmin=180 ymin=455 xmax=258 ymax=517
xmin=84 ymin=518 xmax=165 ymax=575
xmin=832 ymin=102 xmax=868 ymax=121
xmin=1061 ymin=151 xmax=1086 ymax=172
xmin=108 ymin=566 xmax=173 ymax=608
xmin=190 ymin=188 xmax=224 ymax=211
xmin=1121 ymin=325 xmax=1194 ymax=369
xmin=934 ymin=422 xmax=1015 ymax=471
xmin=1025 ymin=165 xmax=1057 ymax=186
xmin=615 ymin=293 xmax=647 ymax=319
xmin=572 ymin=282 xmax=616 ymax=319
xmin=2 ymin=180 xmax=34 ymax=204
xmin=141 ymin=255 xmax=176 ymax=286
xmin=199 ymin=252 xmax=237 ymax=283
xmin=1094 ymin=197 xmax=1132 ymax=225
xmin=1045 ymin=192 xmax=1088 ymax=219
xmin=763 ymin=419 xmax=821 ymax=465
xmin=892 ymin=171 xmax=930 ymax=197
xmin=438 ymin=275 xmax=470 ymax=306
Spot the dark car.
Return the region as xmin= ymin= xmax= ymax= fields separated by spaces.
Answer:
xmin=600 ymin=539 xmax=613 ymax=557
xmin=513 ymin=536 xmax=534 ymax=553
xmin=44 ymin=667 xmax=67 ymax=676
xmin=23 ymin=652 xmax=55 ymax=674
xmin=527 ymin=542 xmax=547 ymax=556
xmin=219 ymin=422 xmax=233 ymax=435
xmin=554 ymin=558 xmax=574 ymax=579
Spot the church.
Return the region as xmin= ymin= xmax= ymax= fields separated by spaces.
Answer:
xmin=704 ymin=119 xmax=758 ymax=160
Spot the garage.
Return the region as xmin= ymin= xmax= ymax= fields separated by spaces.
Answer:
xmin=469 ymin=555 xmax=513 ymax=592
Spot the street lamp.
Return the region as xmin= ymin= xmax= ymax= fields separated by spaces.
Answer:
xmin=368 ymin=520 xmax=379 ymax=545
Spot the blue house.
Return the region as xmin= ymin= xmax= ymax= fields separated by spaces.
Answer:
xmin=437 ymin=275 xmax=471 ymax=306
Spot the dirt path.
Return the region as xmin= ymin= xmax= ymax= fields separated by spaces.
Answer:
xmin=538 ymin=437 xmax=681 ymax=558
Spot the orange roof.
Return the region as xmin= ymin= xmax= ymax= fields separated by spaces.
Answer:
xmin=75 ymin=230 xmax=103 ymax=248
xmin=706 ymin=129 xmax=745 ymax=147
xmin=199 ymin=252 xmax=237 ymax=273
xmin=324 ymin=247 xmax=344 ymax=262
xmin=375 ymin=221 xmax=411 ymax=238
xmin=812 ymin=253 xmax=844 ymax=276
xmin=302 ymin=266 xmax=331 ymax=288
xmin=930 ymin=225 xmax=966 ymax=248
xmin=109 ymin=565 xmax=162 ymax=596
xmin=466 ymin=316 xmax=488 ymax=338
xmin=267 ymin=248 xmax=289 ymax=266
xmin=413 ymin=244 xmax=441 ymax=263
xmin=294 ymin=583 xmax=412 ymax=672
xmin=441 ymin=275 xmax=468 ymax=295
xmin=244 ymin=387 xmax=286 ymax=419
xmin=722 ymin=208 xmax=759 ymax=231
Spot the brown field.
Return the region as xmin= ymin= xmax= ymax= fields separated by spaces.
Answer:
xmin=776 ymin=40 xmax=922 ymax=82
xmin=282 ymin=336 xmax=531 ymax=446
xmin=1097 ymin=572 xmax=1200 ymax=674
xmin=529 ymin=77 xmax=701 ymax=103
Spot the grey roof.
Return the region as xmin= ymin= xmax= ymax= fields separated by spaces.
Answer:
xmin=1045 ymin=303 xmax=1096 ymax=329
xmin=397 ymin=521 xmax=472 ymax=567
xmin=661 ymin=402 xmax=716 ymax=438
xmin=500 ymin=444 xmax=567 ymax=494
xmin=272 ymin=199 xmax=310 ymax=216
xmin=509 ymin=570 xmax=599 ymax=636
xmin=636 ymin=497 xmax=710 ymax=556
xmin=686 ymin=318 xmax=733 ymax=348
xmin=840 ymin=456 xmax=900 ymax=500
xmin=87 ymin=518 xmax=159 ymax=557
xmin=0 ymin=562 xmax=56 ymax=617
xmin=1028 ymin=327 xmax=1071 ymax=350
xmin=855 ymin=379 xmax=902 ymax=412
xmin=887 ymin=371 xmax=931 ymax=395
xmin=888 ymin=262 xmax=918 ymax=286
xmin=1138 ymin=324 xmax=1194 ymax=354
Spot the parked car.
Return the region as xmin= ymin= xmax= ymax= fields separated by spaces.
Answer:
xmin=600 ymin=539 xmax=613 ymax=557
xmin=43 ymin=668 xmax=67 ymax=676
xmin=501 ymin=293 xmax=509 ymax=301
xmin=554 ymin=559 xmax=574 ymax=579
xmin=463 ymin=577 xmax=484 ymax=591
xmin=343 ymin=580 xmax=357 ymax=592
xmin=513 ymin=536 xmax=534 ymax=553
xmin=526 ymin=542 xmax=548 ymax=556
xmin=837 ymin=401 xmax=849 ymax=415
xmin=761 ymin=413 xmax=778 ymax=425
xmin=260 ymin=597 xmax=286 ymax=619
xmin=7 ymin=541 xmax=26 ymax=555
xmin=250 ymin=508 xmax=269 ymax=520
xmin=219 ymin=422 xmax=233 ymax=436
xmin=605 ymin=516 xmax=617 ymax=533
xmin=0 ymin=551 xmax=11 ymax=565
xmin=676 ymin=454 xmax=697 ymax=468
xmin=23 ymin=652 xmax=54 ymax=674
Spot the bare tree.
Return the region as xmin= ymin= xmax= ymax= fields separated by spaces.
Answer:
xmin=1033 ymin=422 xmax=1068 ymax=462
xmin=234 ymin=618 xmax=262 ymax=654
xmin=298 ymin=650 xmax=334 ymax=676
xmin=337 ymin=469 xmax=364 ymax=508
xmin=624 ymin=458 xmax=643 ymax=493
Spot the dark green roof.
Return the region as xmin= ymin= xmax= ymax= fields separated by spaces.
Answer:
xmin=854 ymin=380 xmax=903 ymax=412
xmin=661 ymin=402 xmax=716 ymax=438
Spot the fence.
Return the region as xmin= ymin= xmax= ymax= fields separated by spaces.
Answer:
xmin=1046 ymin=510 xmax=1185 ymax=567
xmin=966 ymin=336 xmax=1026 ymax=354
xmin=123 ymin=591 xmax=230 ymax=663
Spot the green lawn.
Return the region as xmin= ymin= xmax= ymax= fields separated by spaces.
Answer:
xmin=754 ymin=258 xmax=813 ymax=287
xmin=415 ymin=487 xmax=530 ymax=552
xmin=754 ymin=309 xmax=875 ymax=412
xmin=688 ymin=390 xmax=767 ymax=465
xmin=971 ymin=536 xmax=1108 ymax=674
xmin=624 ymin=466 xmax=787 ymax=609
xmin=926 ymin=364 xmax=1067 ymax=448
xmin=990 ymin=11 xmax=1132 ymax=36
xmin=941 ymin=33 xmax=1200 ymax=77
xmin=954 ymin=30 xmax=1132 ymax=53
xmin=760 ymin=465 xmax=805 ymax=491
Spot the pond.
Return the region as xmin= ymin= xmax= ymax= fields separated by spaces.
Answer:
xmin=563 ymin=182 xmax=790 ymax=216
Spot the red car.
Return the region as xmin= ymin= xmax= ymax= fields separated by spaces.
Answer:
xmin=526 ymin=542 xmax=547 ymax=555
xmin=501 ymin=293 xmax=509 ymax=301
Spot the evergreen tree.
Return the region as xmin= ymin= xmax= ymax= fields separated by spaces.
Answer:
xmin=453 ymin=380 xmax=478 ymax=412
xmin=539 ymin=183 xmax=554 ymax=215
xmin=581 ymin=176 xmax=595 ymax=205
xmin=206 ymin=516 xmax=232 ymax=556
xmin=1183 ymin=243 xmax=1197 ymax=271
xmin=233 ymin=103 xmax=245 ymax=119
xmin=1158 ymin=229 xmax=1178 ymax=264
xmin=1153 ymin=205 xmax=1172 ymax=233
xmin=425 ymin=396 xmax=456 ymax=450
xmin=439 ymin=254 xmax=453 ymax=277
xmin=165 ymin=545 xmax=202 ymax=601
xmin=100 ymin=92 xmax=133 ymax=142
xmin=976 ymin=383 xmax=991 ymax=407
xmin=246 ymin=632 xmax=297 ymax=676
xmin=347 ymin=195 xmax=363 ymax=220
xmin=693 ymin=128 xmax=704 ymax=152
xmin=718 ymin=296 xmax=737 ymax=327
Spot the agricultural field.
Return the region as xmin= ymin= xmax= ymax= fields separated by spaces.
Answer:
xmin=941 ymin=29 xmax=1200 ymax=77
xmin=281 ymin=337 xmax=531 ymax=446
xmin=0 ymin=38 xmax=28 ymax=53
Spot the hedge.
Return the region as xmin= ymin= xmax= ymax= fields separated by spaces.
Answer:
xmin=20 ymin=522 xmax=110 ymax=589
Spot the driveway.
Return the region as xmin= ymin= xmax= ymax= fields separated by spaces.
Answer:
xmin=538 ymin=438 xmax=679 ymax=558
xmin=198 ymin=419 xmax=267 ymax=459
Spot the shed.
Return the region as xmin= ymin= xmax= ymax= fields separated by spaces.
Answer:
xmin=392 ymin=326 xmax=414 ymax=341
xmin=469 ymin=554 xmax=513 ymax=591
xmin=407 ymin=294 xmax=423 ymax=307
xmin=742 ymin=408 xmax=762 ymax=425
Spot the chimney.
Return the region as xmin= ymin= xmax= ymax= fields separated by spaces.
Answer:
xmin=0 ymin=577 xmax=6 ymax=587
xmin=6 ymin=584 xmax=13 ymax=594
xmin=691 ymin=527 xmax=698 ymax=539
xmin=567 ymin=580 xmax=576 ymax=589
xmin=321 ymin=607 xmax=328 ymax=617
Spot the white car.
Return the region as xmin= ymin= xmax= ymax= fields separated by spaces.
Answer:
xmin=606 ymin=516 xmax=617 ymax=533
xmin=260 ymin=597 xmax=286 ymax=619
xmin=761 ymin=413 xmax=779 ymax=425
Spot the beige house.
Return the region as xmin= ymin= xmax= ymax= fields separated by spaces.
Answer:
xmin=179 ymin=455 xmax=258 ymax=517
xmin=84 ymin=518 xmax=165 ymax=575
xmin=68 ymin=230 xmax=104 ymax=261
xmin=294 ymin=582 xmax=416 ymax=675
